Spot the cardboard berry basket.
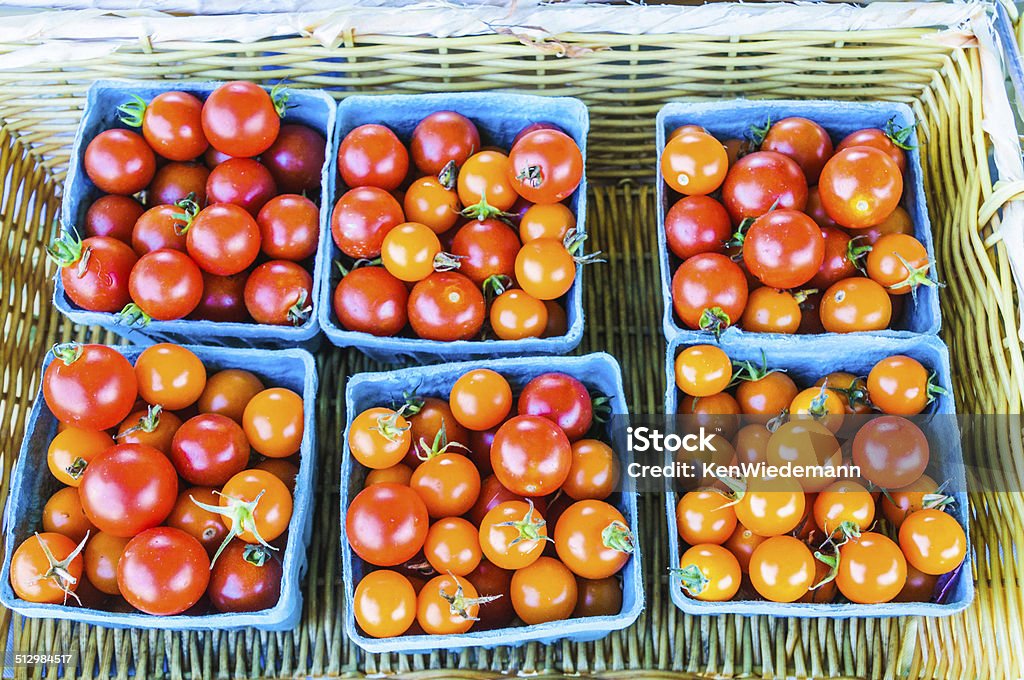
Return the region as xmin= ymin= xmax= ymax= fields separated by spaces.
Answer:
xmin=56 ymin=79 xmax=337 ymax=348
xmin=340 ymin=352 xmax=642 ymax=653
xmin=318 ymin=92 xmax=589 ymax=364
xmin=663 ymin=332 xmax=972 ymax=617
xmin=656 ymin=99 xmax=941 ymax=343
xmin=0 ymin=345 xmax=319 ymax=631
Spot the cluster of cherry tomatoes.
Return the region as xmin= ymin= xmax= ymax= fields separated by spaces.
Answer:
xmin=10 ymin=343 xmax=305 ymax=617
xmin=671 ymin=344 xmax=964 ymax=604
xmin=344 ymin=369 xmax=632 ymax=638
xmin=662 ymin=117 xmax=938 ymax=335
xmin=331 ymin=112 xmax=588 ymax=342
xmin=56 ymin=81 xmax=325 ymax=327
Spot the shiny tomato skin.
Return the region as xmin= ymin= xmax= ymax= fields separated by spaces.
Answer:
xmin=333 ymin=266 xmax=408 ymax=336
xmin=671 ymin=253 xmax=748 ymax=330
xmin=660 ymin=130 xmax=728 ymax=196
xmin=514 ymin=238 xmax=577 ymax=301
xmin=809 ymin=227 xmax=858 ymax=289
xmin=58 ymin=236 xmax=137 ymax=313
xmin=819 ymin=277 xmax=892 ymax=333
xmin=165 ymin=487 xmax=229 ymax=556
xmin=574 ymin=576 xmax=623 ymax=617
xmin=852 ymin=415 xmax=929 ymax=489
xmin=836 ymin=128 xmax=907 ymax=173
xmin=865 ymin=233 xmax=930 ymax=296
xmin=84 ymin=531 xmax=131 ymax=596
xmin=417 ymin=573 xmax=484 ymax=634
xmin=519 ymin=202 xmax=575 ymax=243
xmin=467 ymin=561 xmax=515 ymax=630
xmin=740 ymin=288 xmax=802 ymax=334
xmin=186 ymin=204 xmax=262 ymax=276
xmin=818 ymin=146 xmax=903 ymax=229
xmin=84 ymin=129 xmax=156 ymax=195
xmin=665 ymin=195 xmax=732 ymax=259
xmin=331 ymin=187 xmax=404 ymax=259
xmin=748 ymin=535 xmax=815 ymax=603
xmin=134 ymin=343 xmax=207 ymax=410
xmin=47 ymin=427 xmax=114 ymax=487
xmin=244 ymin=260 xmax=314 ymax=326
xmin=79 ymin=443 xmax=179 ymax=537
xmin=191 ymin=271 xmax=250 ymax=323
xmin=761 ymin=117 xmax=834 ymax=184
xmin=198 ymin=369 xmax=264 ymax=424
xmin=117 ymin=527 xmax=210 ymax=615
xmin=242 ymin=387 xmax=304 ymax=458
xmin=338 ymin=124 xmax=409 ymax=191
xmin=346 ymin=483 xmax=429 ymax=567
xmin=147 ymin=161 xmax=210 ymax=207
xmin=257 ymin=194 xmax=320 ymax=261
xmin=449 ymin=369 xmax=512 ymax=432
xmin=742 ymin=209 xmax=824 ymax=289
xmin=404 ymin=177 xmax=461 ymax=234
xmin=866 ymin=354 xmax=931 ymax=416
xmin=517 ymin=372 xmax=593 ymax=441
xmin=117 ymin=407 xmax=182 ymax=455
xmin=490 ymin=289 xmax=548 ymax=340
xmin=10 ymin=533 xmax=85 ymax=604
xmin=262 ymin=123 xmax=327 ymax=194
xmin=450 ymin=219 xmax=521 ymax=286
xmin=676 ymin=489 xmax=737 ymax=545
xmin=721 ymin=151 xmax=808 ymax=225
xmin=354 ymin=570 xmax=417 ymax=638
xmin=410 ymin=453 xmax=482 ymax=518
xmin=862 ymin=206 xmax=913 ymax=245
xmin=140 ymin=91 xmax=208 ymax=161
xmin=805 ymin=186 xmax=842 ymax=230
xmin=43 ymin=344 xmax=137 ymax=431
xmin=513 ymin=121 xmax=565 ymax=146
xmin=407 ymin=271 xmax=485 ymax=341
xmin=457 ymin=151 xmax=518 ymax=212
xmin=468 ymin=475 xmax=544 ymax=526
xmin=208 ymin=541 xmax=283 ymax=613
xmin=42 ymin=486 xmax=97 ymax=543
xmin=491 ymin=415 xmax=572 ymax=497
xmin=563 ymin=439 xmax=619 ymax=501
xmin=219 ymin=470 xmax=293 ymax=544
xmin=410 ymin=111 xmax=481 ymax=176
xmin=554 ymin=500 xmax=632 ymax=580
xmin=507 ymin=129 xmax=583 ymax=203
xmin=898 ymin=509 xmax=967 ymax=576
xmin=510 ymin=556 xmax=578 ymax=624
xmin=836 ymin=532 xmax=907 ymax=604
xmin=201 ymin=81 xmax=280 ymax=158
xmin=205 ymin=158 xmax=277 ymax=215
xmin=170 ymin=414 xmax=250 ymax=486
xmin=423 ymin=516 xmax=482 ymax=576
xmin=85 ymin=194 xmax=144 ymax=242
xmin=131 ymin=205 xmax=188 ymax=255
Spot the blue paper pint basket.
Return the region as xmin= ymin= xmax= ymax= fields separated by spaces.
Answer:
xmin=340 ymin=353 xmax=643 ymax=653
xmin=656 ymin=100 xmax=941 ymax=343
xmin=319 ymin=93 xmax=589 ymax=364
xmin=663 ymin=333 xmax=972 ymax=617
xmin=0 ymin=345 xmax=318 ymax=631
xmin=57 ymin=79 xmax=337 ymax=348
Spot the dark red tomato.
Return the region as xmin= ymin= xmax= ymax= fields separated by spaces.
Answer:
xmin=671 ymin=253 xmax=749 ymax=331
xmin=467 ymin=426 xmax=499 ymax=477
xmin=165 ymin=487 xmax=229 ymax=556
xmin=333 ymin=265 xmax=409 ymax=336
xmin=186 ymin=204 xmax=261 ymax=276
xmin=338 ymin=124 xmax=409 ymax=191
xmin=761 ymin=117 xmax=834 ymax=184
xmin=79 ymin=443 xmax=178 ymax=537
xmin=574 ymin=576 xmax=623 ymax=617
xmin=131 ymin=204 xmax=188 ymax=255
xmin=796 ymin=291 xmax=826 ymax=334
xmin=818 ymin=147 xmax=903 ymax=229
xmin=410 ymin=111 xmax=481 ymax=176
xmin=346 ymin=483 xmax=429 ymax=567
xmin=147 ymin=162 xmax=209 ymax=207
xmin=836 ymin=128 xmax=907 ymax=173
xmin=208 ymin=541 xmax=282 ymax=613
xmin=513 ymin=122 xmax=565 ymax=147
xmin=805 ymin=186 xmax=842 ymax=230
xmin=49 ymin=233 xmax=136 ymax=313
xmin=468 ymin=474 xmax=547 ymax=525
xmin=852 ymin=415 xmax=929 ymax=488
xmin=518 ymin=373 xmax=593 ymax=441
xmin=191 ymin=271 xmax=250 ymax=323
xmin=809 ymin=227 xmax=858 ymax=289
xmin=117 ymin=527 xmax=210 ymax=615
xmin=491 ymin=415 xmax=572 ymax=497
xmin=204 ymin=146 xmax=235 ymax=168
xmin=169 ymin=414 xmax=250 ymax=486
xmin=84 ymin=129 xmax=156 ymax=195
xmin=244 ymin=260 xmax=314 ymax=326
xmin=201 ymin=81 xmax=280 ymax=158
xmin=742 ymin=209 xmax=824 ymax=289
xmin=135 ymin=90 xmax=208 ymax=161
xmin=85 ymin=194 xmax=144 ymax=242
xmin=720 ymin=151 xmax=808 ymax=225
xmin=331 ymin=187 xmax=404 ymax=259
xmin=450 ymin=219 xmax=521 ymax=286
xmin=408 ymin=271 xmax=485 ymax=341
xmin=665 ymin=195 xmax=731 ymax=259
xmin=262 ymin=123 xmax=327 ymax=194
xmin=466 ymin=560 xmax=515 ymax=630
xmin=507 ymin=129 xmax=583 ymax=204
xmin=257 ymin=194 xmax=319 ymax=261
xmin=43 ymin=343 xmax=137 ymax=430
xmin=129 ymin=248 xmax=204 ymax=320
xmin=205 ymin=158 xmax=277 ymax=215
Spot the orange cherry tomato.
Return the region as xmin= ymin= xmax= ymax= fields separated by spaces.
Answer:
xmin=42 ymin=487 xmax=97 ymax=543
xmin=740 ymin=288 xmax=803 ymax=334
xmin=424 ymin=517 xmax=482 ymax=576
xmin=197 ymin=369 xmax=265 ymax=424
xmin=674 ymin=344 xmax=732 ymax=398
xmin=348 ymin=407 xmax=412 ymax=470
xmin=217 ymin=469 xmax=293 ymax=546
xmin=898 ymin=509 xmax=967 ymax=576
xmin=880 ymin=474 xmax=939 ymax=527
xmin=242 ymin=387 xmax=304 ymax=458
xmin=10 ymin=532 xmax=86 ymax=604
xmin=765 ymin=420 xmax=842 ymax=492
xmin=514 ymin=238 xmax=577 ymax=301
xmin=723 ymin=524 xmax=766 ymax=572
xmin=457 ymin=151 xmax=517 ymax=212
xmin=478 ymin=500 xmax=548 ymax=570
xmin=661 ymin=130 xmax=729 ymax=195
xmin=47 ymin=427 xmax=114 ymax=487
xmin=813 ymin=480 xmax=875 ymax=534
xmin=84 ymin=531 xmax=131 ymax=596
xmin=819 ymin=277 xmax=892 ymax=333
xmin=866 ymin=354 xmax=935 ymax=416
xmin=510 ymin=556 xmax=578 ymax=624
xmin=365 ymin=464 xmax=414 ymax=487
xmin=866 ymin=233 xmax=933 ymax=296
xmin=449 ymin=369 xmax=512 ymax=431
xmin=417 ymin=573 xmax=488 ymax=635
xmin=520 ymin=203 xmax=575 ymax=243
xmin=677 ymin=544 xmax=741 ymax=601
xmin=381 ymin=222 xmax=445 ymax=283
xmin=749 ymin=535 xmax=815 ymax=602
xmin=490 ymin=289 xmax=548 ymax=340
xmin=354 ymin=570 xmax=417 ymax=638
xmin=676 ymin=489 xmax=737 ymax=546
xmin=788 ymin=385 xmax=845 ymax=434
xmin=134 ymin=344 xmax=207 ymax=411
xmin=735 ymin=475 xmax=806 ymax=537
xmin=562 ymin=439 xmax=619 ymax=501
xmin=836 ymin=532 xmax=907 ymax=604
xmin=403 ymin=177 xmax=461 ymax=234
xmin=553 ymin=500 xmax=633 ymax=580
xmin=116 ymin=405 xmax=182 ymax=455
xmin=734 ymin=372 xmax=798 ymax=422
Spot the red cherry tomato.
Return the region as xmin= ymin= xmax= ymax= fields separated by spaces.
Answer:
xmin=191 ymin=271 xmax=250 ymax=323
xmin=208 ymin=541 xmax=283 ymax=613
xmin=517 ymin=372 xmax=593 ymax=441
xmin=84 ymin=129 xmax=156 ymax=195
xmin=346 ymin=483 xmax=429 ymax=567
xmin=170 ymin=414 xmax=250 ymax=486
xmin=338 ymin=124 xmax=409 ymax=191
xmin=147 ymin=161 xmax=209 ymax=207
xmin=244 ymin=260 xmax=313 ymax=326
xmin=665 ymin=195 xmax=732 ymax=259
xmin=507 ymin=129 xmax=583 ymax=203
xmin=818 ymin=146 xmax=903 ymax=229
xmin=407 ymin=271 xmax=485 ymax=341
xmin=809 ymin=227 xmax=859 ymax=289
xmin=836 ymin=127 xmax=908 ymax=173
xmin=450 ymin=219 xmax=521 ymax=286
xmin=491 ymin=415 xmax=572 ymax=497
xmin=205 ymin=158 xmax=277 ymax=215
xmin=185 ymin=204 xmax=262 ymax=276
xmin=84 ymin=194 xmax=144 ymax=242
xmin=261 ymin=123 xmax=327 ymax=194
xmin=333 ymin=266 xmax=408 ymax=336
xmin=79 ymin=443 xmax=179 ymax=537
xmin=50 ymin=233 xmax=136 ymax=313
xmin=671 ymin=253 xmax=748 ymax=331
xmin=742 ymin=209 xmax=824 ymax=289
xmin=132 ymin=90 xmax=208 ymax=161
xmin=467 ymin=560 xmax=515 ymax=630
xmin=201 ymin=81 xmax=281 ymax=158
xmin=43 ymin=344 xmax=137 ymax=431
xmin=330 ymin=187 xmax=404 ymax=259
xmin=117 ymin=527 xmax=210 ymax=615
xmin=760 ymin=117 xmax=833 ymax=184
xmin=852 ymin=415 xmax=929 ymax=488
xmin=410 ymin=111 xmax=481 ymax=176
xmin=131 ymin=204 xmax=189 ymax=256
xmin=721 ymin=151 xmax=808 ymax=225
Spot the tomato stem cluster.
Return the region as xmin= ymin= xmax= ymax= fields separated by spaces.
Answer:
xmin=601 ymin=520 xmax=635 ymax=554
xmin=673 ymin=564 xmax=710 ymax=597
xmin=495 ymin=499 xmax=553 ymax=547
xmin=50 ymin=342 xmax=84 ymax=366
xmin=287 ymin=289 xmax=313 ymax=326
xmin=190 ymin=489 xmax=280 ymax=567
xmin=116 ymin=94 xmax=148 ymax=128
xmin=46 ymin=229 xmax=90 ymax=276
xmin=438 ymin=572 xmax=503 ymax=622
xmin=35 ymin=531 xmax=90 ymax=605
xmin=117 ymin=303 xmax=153 ymax=327
xmin=116 ymin=403 xmax=164 ymax=438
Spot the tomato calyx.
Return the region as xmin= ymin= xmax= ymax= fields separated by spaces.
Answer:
xmin=672 ymin=563 xmax=710 ymax=597
xmin=438 ymin=572 xmax=502 ymax=622
xmin=50 ymin=342 xmax=85 ymax=366
xmin=515 ymin=164 xmax=544 ymax=190
xmin=725 ymin=218 xmax=754 ymax=255
xmin=884 ymin=117 xmax=916 ymax=151
xmin=269 ymin=83 xmax=291 ymax=119
xmin=438 ymin=160 xmax=458 ymax=191
xmin=826 ymin=377 xmax=871 ymax=412
xmin=116 ymin=404 xmax=164 ymax=438
xmin=601 ymin=520 xmax=635 ymax=554
xmin=116 ymin=93 xmax=147 ymax=128
xmin=46 ymin=229 xmax=91 ymax=277
xmin=698 ymin=307 xmax=732 ymax=338
xmin=335 ymin=257 xmax=381 ymax=279
xmin=460 ymin=190 xmax=509 ymax=221
xmin=810 ymin=548 xmax=839 ymax=591
xmin=482 ymin=274 xmax=513 ymax=300
xmin=766 ymin=408 xmax=789 ymax=433
xmin=563 ymin=229 xmax=605 ymax=265
xmin=591 ymin=393 xmax=612 ymax=424
xmin=748 ymin=116 xmax=772 ymax=148
xmin=371 ymin=407 xmax=412 ymax=444
xmin=847 ymin=235 xmax=872 ymax=272
xmin=889 ymin=253 xmax=943 ymax=299
xmin=729 ymin=351 xmax=782 ymax=388
xmin=34 ymin=531 xmax=90 ymax=605
xmin=242 ymin=543 xmax=273 ymax=568
xmin=287 ymin=289 xmax=313 ymax=326
xmin=803 ymin=382 xmax=834 ymax=420
xmin=432 ymin=251 xmax=466 ymax=274
xmin=171 ymin=193 xmax=201 ymax=235
xmin=415 ymin=421 xmax=469 ymax=461
xmin=495 ymin=499 xmax=553 ymax=547
xmin=117 ymin=303 xmax=152 ymax=327
xmin=191 ymin=490 xmax=280 ymax=566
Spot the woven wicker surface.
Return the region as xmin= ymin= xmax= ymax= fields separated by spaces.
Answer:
xmin=1 ymin=13 xmax=1024 ymax=679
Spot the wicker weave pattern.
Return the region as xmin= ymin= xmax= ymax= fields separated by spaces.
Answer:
xmin=1 ymin=24 xmax=1023 ymax=679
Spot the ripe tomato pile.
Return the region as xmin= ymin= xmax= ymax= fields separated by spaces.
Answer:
xmin=55 ymin=81 xmax=325 ymax=327
xmin=671 ymin=344 xmax=964 ymax=604
xmin=10 ymin=343 xmax=305 ymax=616
xmin=331 ymin=113 xmax=588 ymax=342
xmin=661 ymin=118 xmax=938 ymax=334
xmin=345 ymin=369 xmax=632 ymax=638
